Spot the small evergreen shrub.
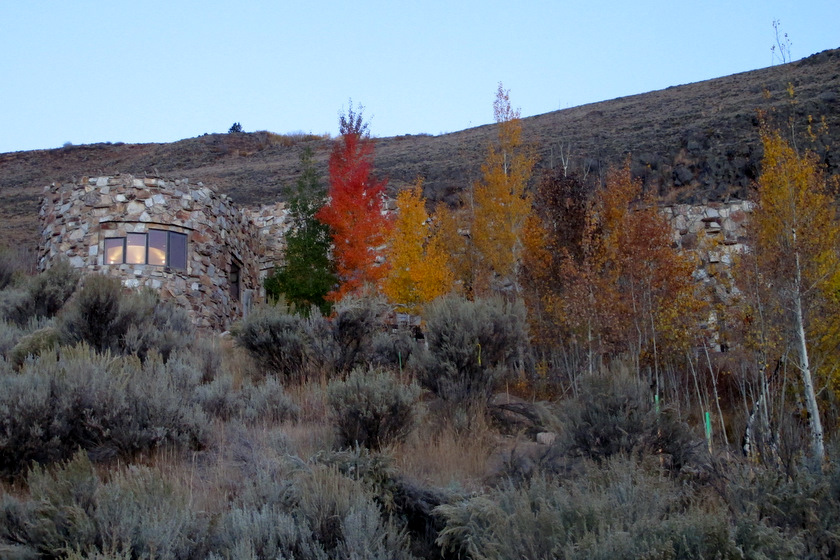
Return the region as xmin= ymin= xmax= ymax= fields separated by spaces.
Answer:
xmin=0 ymin=288 xmax=30 ymax=325
xmin=413 ymin=295 xmax=529 ymax=404
xmin=8 ymin=325 xmax=59 ymax=369
xmin=121 ymin=290 xmax=193 ymax=360
xmin=0 ymin=452 xmax=209 ymax=559
xmin=296 ymin=466 xmax=413 ymax=559
xmin=92 ymin=466 xmax=209 ymax=559
xmin=27 ymin=260 xmax=81 ymax=319
xmin=725 ymin=453 xmax=840 ymax=560
xmin=435 ymin=457 xmax=798 ymax=560
xmin=370 ymin=328 xmax=418 ymax=371
xmin=210 ymin=466 xmax=414 ymax=560
xmin=327 ymin=367 xmax=421 ymax=450
xmin=194 ymin=373 xmax=299 ymax=424
xmin=59 ymin=279 xmax=193 ymax=359
xmin=3 ymin=261 xmax=80 ymax=325
xmin=0 ymin=318 xmax=25 ymax=358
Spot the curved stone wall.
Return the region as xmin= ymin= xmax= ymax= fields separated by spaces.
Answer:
xmin=40 ymin=174 xmax=264 ymax=329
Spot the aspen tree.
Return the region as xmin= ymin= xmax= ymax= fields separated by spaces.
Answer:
xmin=748 ymin=122 xmax=840 ymax=464
xmin=383 ymin=180 xmax=453 ymax=314
xmin=471 ymin=83 xmax=535 ymax=294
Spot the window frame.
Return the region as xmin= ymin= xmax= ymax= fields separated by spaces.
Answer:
xmin=102 ymin=229 xmax=188 ymax=270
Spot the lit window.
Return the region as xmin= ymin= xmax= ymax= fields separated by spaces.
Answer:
xmin=148 ymin=230 xmax=167 ymax=266
xmin=126 ymin=233 xmax=146 ymax=264
xmin=104 ymin=238 xmax=124 ymax=264
xmin=103 ymin=230 xmax=188 ymax=269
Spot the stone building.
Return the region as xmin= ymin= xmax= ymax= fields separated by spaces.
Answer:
xmin=39 ymin=174 xmax=287 ymax=330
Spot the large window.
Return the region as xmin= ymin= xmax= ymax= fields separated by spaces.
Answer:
xmin=104 ymin=229 xmax=188 ymax=269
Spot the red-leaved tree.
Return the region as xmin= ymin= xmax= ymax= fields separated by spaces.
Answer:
xmin=316 ymin=104 xmax=391 ymax=300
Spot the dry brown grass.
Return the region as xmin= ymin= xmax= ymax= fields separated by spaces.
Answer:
xmin=394 ymin=410 xmax=497 ymax=491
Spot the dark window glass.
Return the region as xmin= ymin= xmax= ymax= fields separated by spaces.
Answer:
xmin=148 ymin=230 xmax=168 ymax=266
xmin=168 ymin=232 xmax=188 ymax=270
xmin=230 ymin=262 xmax=241 ymax=301
xmin=104 ymin=238 xmax=124 ymax=264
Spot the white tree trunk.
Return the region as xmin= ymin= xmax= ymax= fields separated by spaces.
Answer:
xmin=793 ymin=250 xmax=825 ymax=464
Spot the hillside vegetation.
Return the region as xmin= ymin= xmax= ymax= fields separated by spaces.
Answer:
xmin=2 ymin=49 xmax=840 ymax=559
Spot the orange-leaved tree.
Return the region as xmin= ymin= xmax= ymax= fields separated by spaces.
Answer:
xmin=740 ymin=119 xmax=840 ymax=464
xmin=383 ymin=180 xmax=454 ymax=314
xmin=316 ymin=103 xmax=391 ymax=301
xmin=471 ymin=83 xmax=535 ymax=295
xmin=597 ymin=165 xmax=702 ymax=378
xmin=523 ymin=163 xmax=702 ymax=377
xmin=521 ymin=170 xmax=592 ymax=349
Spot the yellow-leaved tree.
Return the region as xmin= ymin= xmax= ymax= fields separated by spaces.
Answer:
xmin=471 ymin=83 xmax=535 ymax=295
xmin=383 ymin=180 xmax=454 ymax=314
xmin=743 ymin=120 xmax=840 ymax=464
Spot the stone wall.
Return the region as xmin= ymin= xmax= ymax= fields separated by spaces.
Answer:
xmin=662 ymin=200 xmax=754 ymax=305
xmin=40 ymin=175 xmax=267 ymax=330
xmin=244 ymin=202 xmax=289 ymax=294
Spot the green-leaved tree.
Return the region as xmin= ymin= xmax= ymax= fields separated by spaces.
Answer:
xmin=265 ymin=148 xmax=336 ymax=314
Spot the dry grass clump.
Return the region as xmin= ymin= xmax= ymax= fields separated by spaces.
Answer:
xmin=395 ymin=409 xmax=496 ymax=491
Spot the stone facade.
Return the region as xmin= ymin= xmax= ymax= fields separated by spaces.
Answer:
xmin=39 ymin=175 xmax=285 ymax=330
xmin=662 ymin=200 xmax=754 ymax=305
xmin=244 ymin=202 xmax=291 ymax=287
xmin=39 ymin=173 xmax=754 ymax=334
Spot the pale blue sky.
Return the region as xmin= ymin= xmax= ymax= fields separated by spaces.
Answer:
xmin=2 ymin=1 xmax=838 ymax=154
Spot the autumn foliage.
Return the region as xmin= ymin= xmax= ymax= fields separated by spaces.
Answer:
xmin=383 ymin=181 xmax=453 ymax=314
xmin=316 ymin=105 xmax=391 ymax=301
xmin=471 ymin=83 xmax=535 ymax=294
xmin=523 ymin=164 xmax=702 ymax=374
xmin=735 ymin=119 xmax=840 ymax=462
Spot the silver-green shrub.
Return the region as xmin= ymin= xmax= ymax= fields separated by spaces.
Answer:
xmin=435 ymin=457 xmax=799 ymax=560
xmin=194 ymin=373 xmax=299 ymax=424
xmin=555 ymin=371 xmax=701 ymax=469
xmin=235 ymin=304 xmax=314 ymax=381
xmin=1 ymin=451 xmax=209 ymax=559
xmin=2 ymin=260 xmax=80 ymax=325
xmin=0 ymin=345 xmax=207 ymax=477
xmin=327 ymin=367 xmax=421 ymax=450
xmin=59 ymin=278 xmax=192 ymax=360
xmin=413 ymin=295 xmax=529 ymax=404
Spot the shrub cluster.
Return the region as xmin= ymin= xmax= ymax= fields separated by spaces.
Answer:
xmin=194 ymin=373 xmax=300 ymax=425
xmin=0 ymin=345 xmax=208 ymax=478
xmin=413 ymin=296 xmax=529 ymax=404
xmin=552 ymin=371 xmax=702 ymax=470
xmin=236 ymin=294 xmax=394 ymax=381
xmin=1 ymin=451 xmax=417 ymax=560
xmin=59 ymin=275 xmax=193 ymax=360
xmin=235 ymin=304 xmax=324 ymax=381
xmin=435 ymin=457 xmax=801 ymax=560
xmin=0 ymin=260 xmax=80 ymax=325
xmin=327 ymin=367 xmax=422 ymax=450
